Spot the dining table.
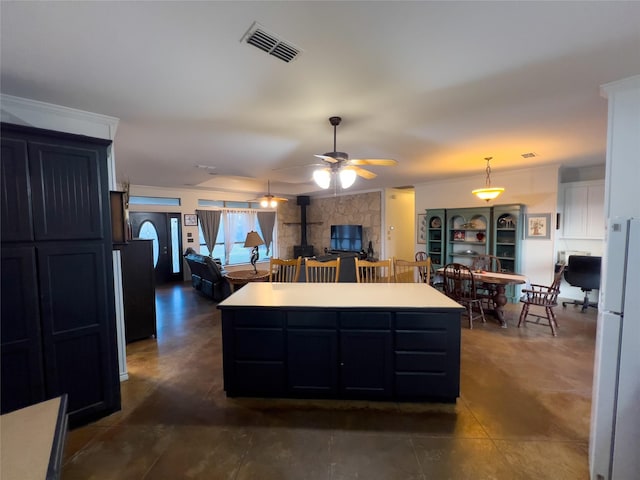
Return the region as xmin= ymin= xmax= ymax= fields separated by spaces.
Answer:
xmin=438 ymin=268 xmax=528 ymax=328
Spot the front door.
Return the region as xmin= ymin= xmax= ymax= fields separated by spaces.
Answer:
xmin=129 ymin=212 xmax=183 ymax=284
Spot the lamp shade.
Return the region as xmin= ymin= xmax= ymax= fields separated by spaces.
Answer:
xmin=472 ymin=187 xmax=504 ymax=201
xmin=313 ymin=168 xmax=331 ymax=189
xmin=339 ymin=168 xmax=357 ymax=188
xmin=243 ymin=231 xmax=264 ymax=248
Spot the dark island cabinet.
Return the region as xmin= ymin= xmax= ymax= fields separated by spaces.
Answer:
xmin=0 ymin=123 xmax=120 ymax=427
xmin=221 ymin=307 xmax=459 ymax=401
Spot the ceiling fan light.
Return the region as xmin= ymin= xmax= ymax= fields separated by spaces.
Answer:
xmin=313 ymin=169 xmax=331 ymax=189
xmin=269 ymin=199 xmax=277 ymax=208
xmin=472 ymin=187 xmax=504 ymax=201
xmin=339 ymin=168 xmax=357 ymax=188
xmin=260 ymin=198 xmax=269 ymax=208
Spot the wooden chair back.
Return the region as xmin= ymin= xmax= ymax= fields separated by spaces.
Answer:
xmin=394 ymin=257 xmax=431 ymax=283
xmin=518 ymin=264 xmax=566 ymax=336
xmin=355 ymin=258 xmax=393 ymax=283
xmin=443 ymin=263 xmax=486 ymax=329
xmin=472 ymin=254 xmax=502 ymax=272
xmin=305 ymin=258 xmax=341 ymax=283
xmin=443 ymin=263 xmax=478 ymax=301
xmin=269 ymin=257 xmax=302 ymax=282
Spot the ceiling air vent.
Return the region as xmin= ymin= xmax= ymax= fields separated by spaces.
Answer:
xmin=241 ymin=22 xmax=301 ymax=63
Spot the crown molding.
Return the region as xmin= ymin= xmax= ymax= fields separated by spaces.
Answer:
xmin=0 ymin=94 xmax=119 ymax=140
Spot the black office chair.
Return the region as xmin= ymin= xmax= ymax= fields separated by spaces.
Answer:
xmin=562 ymin=255 xmax=601 ymax=312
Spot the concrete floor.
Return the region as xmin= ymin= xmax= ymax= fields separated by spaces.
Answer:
xmin=62 ymin=283 xmax=596 ymax=479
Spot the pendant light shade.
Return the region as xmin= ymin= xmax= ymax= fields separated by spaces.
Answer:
xmin=472 ymin=157 xmax=504 ymax=202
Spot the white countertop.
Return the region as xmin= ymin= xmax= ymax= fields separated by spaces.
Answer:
xmin=218 ymin=282 xmax=464 ymax=310
xmin=1 ymin=397 xmax=64 ymax=480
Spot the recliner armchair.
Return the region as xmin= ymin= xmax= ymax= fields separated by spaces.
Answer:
xmin=184 ymin=250 xmax=231 ymax=301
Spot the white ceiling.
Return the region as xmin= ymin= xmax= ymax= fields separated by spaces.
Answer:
xmin=1 ymin=1 xmax=639 ymax=199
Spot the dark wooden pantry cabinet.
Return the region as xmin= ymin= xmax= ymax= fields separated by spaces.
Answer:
xmin=1 ymin=123 xmax=121 ymax=427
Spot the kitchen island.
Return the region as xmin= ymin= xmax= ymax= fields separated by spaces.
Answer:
xmin=217 ymin=282 xmax=464 ymax=402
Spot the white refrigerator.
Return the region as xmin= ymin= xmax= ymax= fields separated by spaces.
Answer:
xmin=589 ymin=217 xmax=640 ymax=479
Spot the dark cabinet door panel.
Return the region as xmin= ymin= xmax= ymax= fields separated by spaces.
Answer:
xmin=288 ymin=329 xmax=338 ymax=395
xmin=1 ymin=137 xmax=34 ymax=242
xmin=340 ymin=330 xmax=392 ymax=398
xmin=37 ymin=243 xmax=119 ymax=424
xmin=232 ymin=362 xmax=285 ymax=397
xmin=28 ymin=141 xmax=106 ymax=241
xmin=0 ymin=247 xmax=45 ymax=413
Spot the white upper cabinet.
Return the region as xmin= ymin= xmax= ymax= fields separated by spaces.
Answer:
xmin=560 ymin=180 xmax=605 ymax=239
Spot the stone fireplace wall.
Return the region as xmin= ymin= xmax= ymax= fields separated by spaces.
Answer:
xmin=276 ymin=191 xmax=382 ymax=258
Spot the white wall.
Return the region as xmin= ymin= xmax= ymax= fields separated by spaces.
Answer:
xmin=384 ymin=188 xmax=415 ymax=261
xmin=415 ymin=164 xmax=560 ymax=287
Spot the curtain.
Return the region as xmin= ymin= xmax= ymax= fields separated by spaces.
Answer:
xmin=195 ymin=210 xmax=221 ymax=257
xmin=223 ymin=211 xmax=240 ymax=265
xmin=257 ymin=211 xmax=276 ymax=256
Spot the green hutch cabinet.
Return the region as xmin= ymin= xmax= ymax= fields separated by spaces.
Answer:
xmin=425 ymin=209 xmax=445 ymax=269
xmin=491 ymin=204 xmax=524 ymax=302
xmin=445 ymin=207 xmax=491 ymax=267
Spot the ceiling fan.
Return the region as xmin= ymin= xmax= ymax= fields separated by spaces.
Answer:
xmin=253 ymin=180 xmax=288 ymax=208
xmin=312 ymin=116 xmax=398 ymax=189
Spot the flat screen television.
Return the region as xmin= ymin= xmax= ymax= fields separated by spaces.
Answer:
xmin=330 ymin=224 xmax=363 ymax=252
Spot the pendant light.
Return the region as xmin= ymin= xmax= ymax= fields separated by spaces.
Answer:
xmin=472 ymin=157 xmax=504 ymax=201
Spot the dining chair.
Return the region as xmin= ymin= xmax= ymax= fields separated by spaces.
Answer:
xmin=355 ymin=258 xmax=393 ymax=283
xmin=518 ymin=264 xmax=566 ymax=336
xmin=394 ymin=257 xmax=431 ymax=283
xmin=443 ymin=263 xmax=486 ymax=329
xmin=269 ymin=256 xmax=302 ymax=282
xmin=305 ymin=257 xmax=341 ymax=283
xmin=416 ymin=251 xmax=442 ymax=288
xmin=472 ymin=254 xmax=502 ymax=310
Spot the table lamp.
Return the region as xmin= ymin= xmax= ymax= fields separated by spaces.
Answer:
xmin=243 ymin=231 xmax=264 ymax=274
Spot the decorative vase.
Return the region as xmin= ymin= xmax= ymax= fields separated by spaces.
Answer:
xmin=367 ymin=241 xmax=374 ymax=258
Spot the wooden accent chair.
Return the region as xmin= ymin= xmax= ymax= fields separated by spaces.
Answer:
xmin=394 ymin=257 xmax=431 ymax=283
xmin=355 ymin=258 xmax=393 ymax=283
xmin=472 ymin=254 xmax=502 ymax=309
xmin=305 ymin=258 xmax=341 ymax=283
xmin=443 ymin=263 xmax=486 ymax=329
xmin=269 ymin=257 xmax=302 ymax=282
xmin=518 ymin=264 xmax=566 ymax=336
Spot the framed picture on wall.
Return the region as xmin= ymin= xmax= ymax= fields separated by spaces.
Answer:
xmin=524 ymin=213 xmax=551 ymax=239
xmin=417 ymin=213 xmax=427 ymax=244
xmin=184 ymin=214 xmax=198 ymax=226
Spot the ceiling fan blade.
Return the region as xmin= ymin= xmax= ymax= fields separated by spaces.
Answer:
xmin=351 ymin=166 xmax=377 ymax=180
xmin=314 ymin=154 xmax=339 ymax=163
xmin=349 ymin=158 xmax=398 ymax=166
xmin=273 ymin=162 xmax=324 ymax=171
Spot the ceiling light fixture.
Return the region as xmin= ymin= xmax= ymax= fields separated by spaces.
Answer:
xmin=258 ymin=180 xmax=288 ymax=208
xmin=472 ymin=157 xmax=504 ymax=202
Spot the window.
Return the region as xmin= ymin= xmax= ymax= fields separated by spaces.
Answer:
xmin=129 ymin=196 xmax=181 ymax=206
xmin=138 ymin=220 xmax=160 ymax=266
xmin=198 ymin=210 xmax=273 ymax=265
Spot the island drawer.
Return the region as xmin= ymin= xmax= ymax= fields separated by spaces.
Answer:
xmin=232 ymin=310 xmax=284 ymax=327
xmin=395 ymin=330 xmax=448 ymax=351
xmin=395 ymin=351 xmax=448 ymax=372
xmin=395 ymin=312 xmax=457 ymax=330
xmin=287 ymin=311 xmax=337 ymax=328
xmin=340 ymin=311 xmax=391 ymax=330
